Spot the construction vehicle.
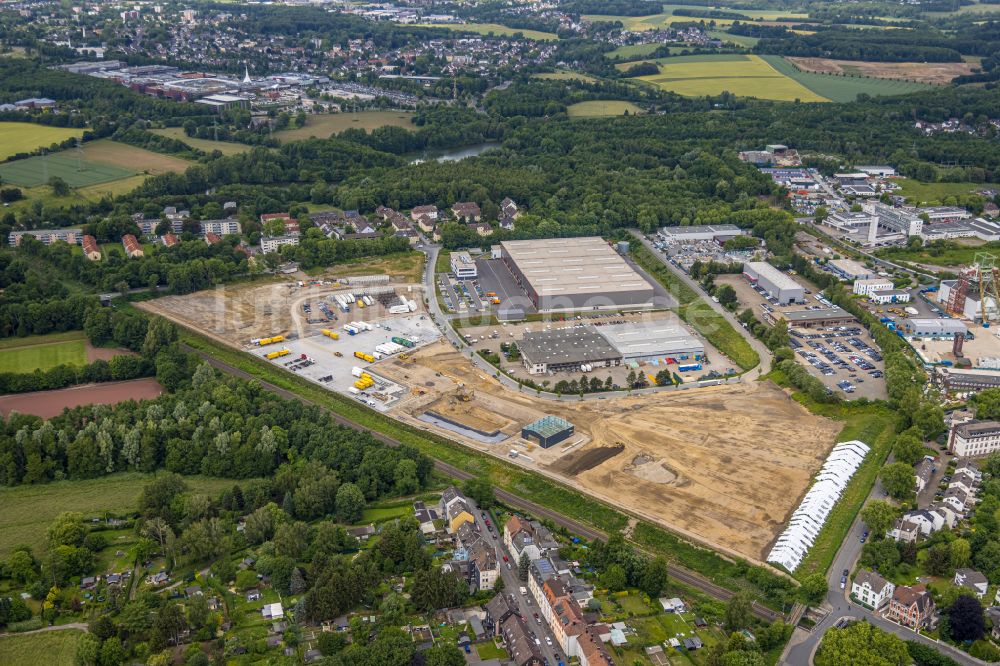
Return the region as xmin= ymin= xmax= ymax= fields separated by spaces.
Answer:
xmin=354 ymin=351 xmax=375 ymax=363
xmin=321 ymin=329 xmax=340 ymax=340
xmin=453 ymin=383 xmax=473 ymax=403
xmin=265 ymin=348 xmax=291 ymax=360
xmin=358 ymin=300 xmax=365 ymax=309
xmin=486 ymin=291 xmax=497 ymax=297
xmin=333 ymin=351 xmax=343 ymax=357
xmin=492 ymin=297 xmax=500 ymax=305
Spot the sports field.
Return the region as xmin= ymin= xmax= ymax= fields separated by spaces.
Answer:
xmin=567 ymin=100 xmax=645 ymax=117
xmin=0 ymin=331 xmax=88 ymax=373
xmin=0 ymin=139 xmax=190 ymax=188
xmin=150 ymin=126 xmax=252 ymax=156
xmin=762 ymin=55 xmax=932 ymax=102
xmin=276 ymin=111 xmax=416 ymax=141
xmin=0 ymin=631 xmax=82 ymax=666
xmin=411 ymin=22 xmax=558 ymax=40
xmin=0 ymin=122 xmax=83 ymax=161
xmin=629 ymin=54 xmax=828 ymax=102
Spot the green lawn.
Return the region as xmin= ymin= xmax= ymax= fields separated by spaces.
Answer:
xmin=876 ymin=241 xmax=1000 ymax=268
xmin=0 ymin=152 xmax=135 ymax=188
xmin=567 ymin=100 xmax=645 ymax=117
xmin=149 ymin=127 xmax=252 ymax=156
xmin=477 ymin=642 xmax=508 ymax=660
xmin=761 ymin=55 xmax=931 ymax=103
xmin=361 ymin=504 xmax=414 ymax=523
xmin=0 ymin=629 xmax=83 ymax=666
xmin=630 ymin=243 xmax=760 ymax=371
xmin=0 ymin=122 xmax=83 ymax=161
xmin=0 ymin=473 xmax=242 ymax=556
xmin=893 ymin=179 xmax=1000 ymax=205
xmin=0 ymin=331 xmax=88 ymax=373
xmin=275 ymin=112 xmax=415 ymax=142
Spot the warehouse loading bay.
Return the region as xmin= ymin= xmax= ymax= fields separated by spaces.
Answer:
xmin=715 ymin=274 xmax=888 ymax=400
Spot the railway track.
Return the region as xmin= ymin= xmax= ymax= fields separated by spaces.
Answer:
xmin=186 ymin=345 xmax=781 ymax=623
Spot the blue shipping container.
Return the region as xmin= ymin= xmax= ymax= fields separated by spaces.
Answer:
xmin=678 ymin=363 xmax=702 ymax=372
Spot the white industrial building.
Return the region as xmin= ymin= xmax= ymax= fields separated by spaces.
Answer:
xmin=869 ymin=289 xmax=911 ymax=305
xmin=938 ymin=279 xmax=991 ymax=321
xmin=596 ymin=320 xmax=704 ymax=364
xmin=948 ymin=420 xmax=1000 ymax=457
xmin=826 ymin=212 xmax=878 ymax=233
xmin=829 ymin=258 xmax=876 ymax=281
xmin=658 ymin=224 xmax=745 ymax=243
xmin=867 ymin=203 xmax=923 ymax=237
xmin=853 ymin=278 xmax=893 ymax=297
xmin=902 ymin=318 xmax=968 ymax=339
xmin=450 ymin=251 xmax=477 ymax=279
xmin=743 ymin=262 xmax=805 ymax=305
xmin=767 ymin=440 xmax=870 ymax=573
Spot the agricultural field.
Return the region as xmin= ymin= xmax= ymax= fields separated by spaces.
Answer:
xmin=411 ymin=22 xmax=558 ymax=40
xmin=567 ymin=100 xmax=645 ymax=117
xmin=583 ymin=12 xmax=739 ymax=30
xmin=605 ymin=43 xmax=660 ymax=60
xmin=893 ymin=179 xmax=1000 ymax=205
xmin=0 ymin=122 xmax=83 ymax=161
xmin=275 ymin=111 xmax=415 ymax=142
xmin=0 ymin=378 xmax=164 ymax=419
xmin=0 ymin=139 xmax=190 ymax=188
xmin=708 ymin=29 xmax=759 ymax=47
xmin=0 ymin=473 xmax=237 ymax=556
xmin=785 ymin=56 xmax=974 ymax=85
xmin=0 ymin=331 xmax=88 ymax=373
xmin=534 ymin=70 xmax=600 ymax=82
xmin=627 ymin=54 xmax=828 ymax=102
xmin=150 ymin=126 xmax=252 ymax=156
xmin=0 ymin=630 xmax=83 ymax=666
xmin=761 ymin=55 xmax=931 ymax=102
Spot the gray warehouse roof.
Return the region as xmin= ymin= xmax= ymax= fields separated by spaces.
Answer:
xmin=782 ymin=306 xmax=855 ymax=323
xmin=518 ymin=326 xmax=621 ymax=365
xmin=596 ymin=320 xmax=703 ymax=358
xmin=745 ymin=262 xmax=802 ymax=292
xmin=659 ymin=224 xmax=742 ymax=238
xmin=501 ymin=238 xmax=653 ymax=300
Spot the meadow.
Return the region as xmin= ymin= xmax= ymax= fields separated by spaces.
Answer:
xmin=533 ymin=70 xmax=600 ymax=82
xmin=567 ymin=100 xmax=645 ymax=117
xmin=276 ymin=111 xmax=415 ymax=142
xmin=0 ymin=630 xmax=83 ymax=666
xmin=150 ymin=126 xmax=252 ymax=156
xmin=0 ymin=122 xmax=83 ymax=161
xmin=0 ymin=473 xmax=240 ymax=556
xmin=893 ymin=179 xmax=1000 ymax=205
xmin=0 ymin=331 xmax=88 ymax=373
xmin=628 ymin=54 xmax=828 ymax=102
xmin=411 ymin=22 xmax=558 ymax=40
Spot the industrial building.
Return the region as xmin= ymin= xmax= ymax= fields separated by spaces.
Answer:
xmin=902 ymin=318 xmax=968 ymax=339
xmin=521 ymin=415 xmax=575 ymax=448
xmin=938 ymin=279 xmax=991 ymax=322
xmin=773 ymin=307 xmax=856 ymax=329
xmin=853 ymin=278 xmax=893 ymax=297
xmin=596 ymin=320 xmax=704 ymax=364
xmin=500 ymin=238 xmax=654 ymax=312
xmin=939 ymin=368 xmax=1000 ymax=393
xmin=830 ymin=259 xmax=876 ymax=281
xmin=450 ymin=252 xmax=478 ymax=279
xmin=658 ymin=224 xmax=745 ymax=243
xmin=742 ymin=262 xmax=805 ymax=305
xmin=869 ymin=203 xmax=923 ymax=237
xmin=518 ymin=327 xmax=622 ymax=374
xmin=948 ymin=420 xmax=1000 ymax=457
xmin=826 ymin=212 xmax=878 ymax=234
xmin=869 ymin=289 xmax=911 ymax=305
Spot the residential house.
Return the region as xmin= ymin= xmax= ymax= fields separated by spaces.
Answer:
xmin=346 ymin=525 xmax=376 ymax=541
xmin=469 ymin=540 xmax=499 ymax=592
xmin=942 ymin=487 xmax=972 ymax=515
xmin=484 ymin=593 xmax=519 ymax=636
xmin=499 ymin=215 xmax=515 ymax=231
xmin=205 ymin=232 xmax=221 ymax=245
xmin=415 ymin=215 xmax=436 ymax=234
xmin=504 ymin=516 xmax=541 ymax=562
xmin=122 ymin=234 xmax=144 ymax=258
xmin=949 ymin=469 xmax=979 ymax=496
xmin=452 ymin=202 xmax=481 ymax=222
xmin=887 ymin=518 xmax=921 ymax=543
xmin=413 ymin=500 xmax=440 ymax=535
xmin=954 ymin=569 xmax=989 ymax=599
xmin=148 ymin=572 xmax=169 ymax=586
xmin=162 ymin=233 xmax=179 ymax=248
xmin=659 ymin=597 xmax=686 ymax=613
xmin=852 ymin=570 xmax=894 ymax=610
xmin=988 ymin=607 xmax=1000 ymax=641
xmin=501 ymin=197 xmax=520 ymax=219
xmin=468 ymin=222 xmax=493 ymax=237
xmin=885 ymin=585 xmax=935 ymax=629
xmin=440 ymin=486 xmax=475 ymax=533
xmin=900 ymin=509 xmax=945 ymax=537
xmin=260 ymin=235 xmax=299 ymax=254
xmin=500 ymin=614 xmax=544 ymax=666
xmin=262 ymin=602 xmax=284 ymax=620
xmin=914 ymin=459 xmax=934 ymax=493
xmin=82 ymin=235 xmax=102 ymax=261
xmin=928 ymin=502 xmax=960 ymax=529
xmin=411 ymin=204 xmax=438 ymax=222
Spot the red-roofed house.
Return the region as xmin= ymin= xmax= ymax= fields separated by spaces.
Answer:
xmin=122 ymin=234 xmax=144 ymax=258
xmin=82 ymin=235 xmax=102 ymax=261
xmin=162 ymin=233 xmax=179 ymax=248
xmin=205 ymin=232 xmax=221 ymax=245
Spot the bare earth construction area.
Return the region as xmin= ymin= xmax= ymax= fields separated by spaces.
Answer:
xmin=786 ymin=57 xmax=975 ymax=84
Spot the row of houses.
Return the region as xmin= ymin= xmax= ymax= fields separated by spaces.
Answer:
xmin=438 ymin=487 xmax=499 ymax=594
xmin=888 ymin=460 xmax=980 ymax=542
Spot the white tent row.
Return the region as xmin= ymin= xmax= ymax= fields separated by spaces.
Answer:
xmin=767 ymin=440 xmax=870 ymax=572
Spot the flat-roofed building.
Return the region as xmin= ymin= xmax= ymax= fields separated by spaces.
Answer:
xmin=948 ymin=420 xmax=1000 ymax=457
xmin=8 ymin=229 xmax=82 ymax=246
xmin=940 ymin=367 xmax=1000 ymax=394
xmin=500 ymin=238 xmax=654 ymax=312
xmin=658 ymin=224 xmax=745 ymax=243
xmin=826 ymin=212 xmax=878 ymax=233
xmin=201 ymin=219 xmax=242 ymax=235
xmin=854 ymin=278 xmax=893 ymax=297
xmin=870 ymin=289 xmax=911 ymax=305
xmin=596 ymin=320 xmax=704 ymax=364
xmin=260 ymin=235 xmax=299 ymax=254
xmin=450 ymin=251 xmax=477 ymax=279
xmin=902 ymin=318 xmax=967 ymax=339
xmin=521 ymin=416 xmax=574 ymax=448
xmin=774 ymin=306 xmax=856 ymax=329
xmin=743 ymin=262 xmax=804 ymax=305
xmin=830 ymin=258 xmax=876 ymax=281
xmin=518 ymin=327 xmax=622 ymax=374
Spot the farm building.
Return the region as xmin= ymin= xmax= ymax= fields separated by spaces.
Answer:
xmin=450 ymin=251 xmax=478 ymax=279
xmin=521 ymin=415 xmax=574 ymax=448
xmin=596 ymin=320 xmax=704 ymax=364
xmin=518 ymin=327 xmax=622 ymax=375
xmin=902 ymin=318 xmax=968 ymax=339
xmin=500 ymin=238 xmax=654 ymax=312
xmin=773 ymin=307 xmax=856 ymax=329
xmin=658 ymin=224 xmax=745 ymax=243
xmin=742 ymin=262 xmax=804 ymax=305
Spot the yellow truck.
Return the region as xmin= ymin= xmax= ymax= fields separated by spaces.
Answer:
xmin=354 ymin=351 xmax=375 ymax=363
xmin=265 ymin=349 xmax=291 ymax=360
xmin=321 ymin=329 xmax=340 ymax=340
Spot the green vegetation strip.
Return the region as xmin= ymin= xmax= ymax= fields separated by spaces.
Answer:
xmin=180 ymin=329 xmax=786 ymax=604
xmin=766 ymin=369 xmax=901 ymax=581
xmin=630 ymin=243 xmax=760 ymax=370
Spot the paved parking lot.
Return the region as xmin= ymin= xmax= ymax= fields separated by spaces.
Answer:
xmin=790 ymin=327 xmax=886 ymax=400
xmin=475 ymin=257 xmax=538 ymax=314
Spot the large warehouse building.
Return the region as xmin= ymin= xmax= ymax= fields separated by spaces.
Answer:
xmin=596 ymin=320 xmax=704 ymax=364
xmin=518 ymin=327 xmax=622 ymax=374
xmin=770 ymin=306 xmax=857 ymax=329
xmin=743 ymin=262 xmax=805 ymax=305
xmin=658 ymin=224 xmax=745 ymax=243
xmin=500 ymin=238 xmax=655 ymax=312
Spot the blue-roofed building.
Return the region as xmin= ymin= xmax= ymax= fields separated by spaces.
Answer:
xmin=521 ymin=415 xmax=574 ymax=448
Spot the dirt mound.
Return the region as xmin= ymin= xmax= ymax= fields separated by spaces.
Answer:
xmin=549 ymin=444 xmax=625 ymax=476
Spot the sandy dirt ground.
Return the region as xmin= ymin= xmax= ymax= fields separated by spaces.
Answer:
xmin=85 ymin=343 xmax=134 ymax=362
xmin=382 ymin=340 xmax=842 ymax=561
xmin=0 ymin=379 xmax=164 ymax=418
xmin=787 ymin=57 xmax=975 ymax=84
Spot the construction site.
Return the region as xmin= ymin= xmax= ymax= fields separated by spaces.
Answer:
xmin=378 ymin=340 xmax=842 ymax=562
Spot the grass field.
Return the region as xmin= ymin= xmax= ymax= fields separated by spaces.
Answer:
xmin=708 ymin=29 xmax=759 ymax=47
xmin=0 ymin=139 xmax=190 ymax=188
xmin=567 ymin=100 xmax=644 ymax=117
xmin=411 ymin=22 xmax=558 ymax=40
xmin=876 ymin=242 xmax=1000 ymax=268
xmin=762 ymin=55 xmax=931 ymax=102
xmin=0 ymin=473 xmax=240 ymax=556
xmin=605 ymin=43 xmax=660 ymax=60
xmin=0 ymin=630 xmax=83 ymax=666
xmin=583 ymin=12 xmax=740 ymax=30
xmin=629 ymin=53 xmax=828 ymax=102
xmin=306 ymin=251 xmax=426 ymax=283
xmin=534 ymin=70 xmax=600 ymax=82
xmin=276 ymin=111 xmax=415 ymax=142
xmin=150 ymin=127 xmax=252 ymax=156
xmin=0 ymin=122 xmax=83 ymax=161
xmin=893 ymin=179 xmax=1000 ymax=205
xmin=0 ymin=331 xmax=87 ymax=373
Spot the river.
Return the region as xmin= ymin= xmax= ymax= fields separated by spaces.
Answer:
xmin=408 ymin=142 xmax=500 ymax=165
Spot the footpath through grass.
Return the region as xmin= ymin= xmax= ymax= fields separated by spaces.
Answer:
xmin=765 ymin=368 xmax=900 ymax=581
xmin=180 ymin=328 xmax=791 ymax=606
xmin=631 ymin=243 xmax=760 ymax=371
xmin=0 ymin=630 xmax=83 ymax=666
